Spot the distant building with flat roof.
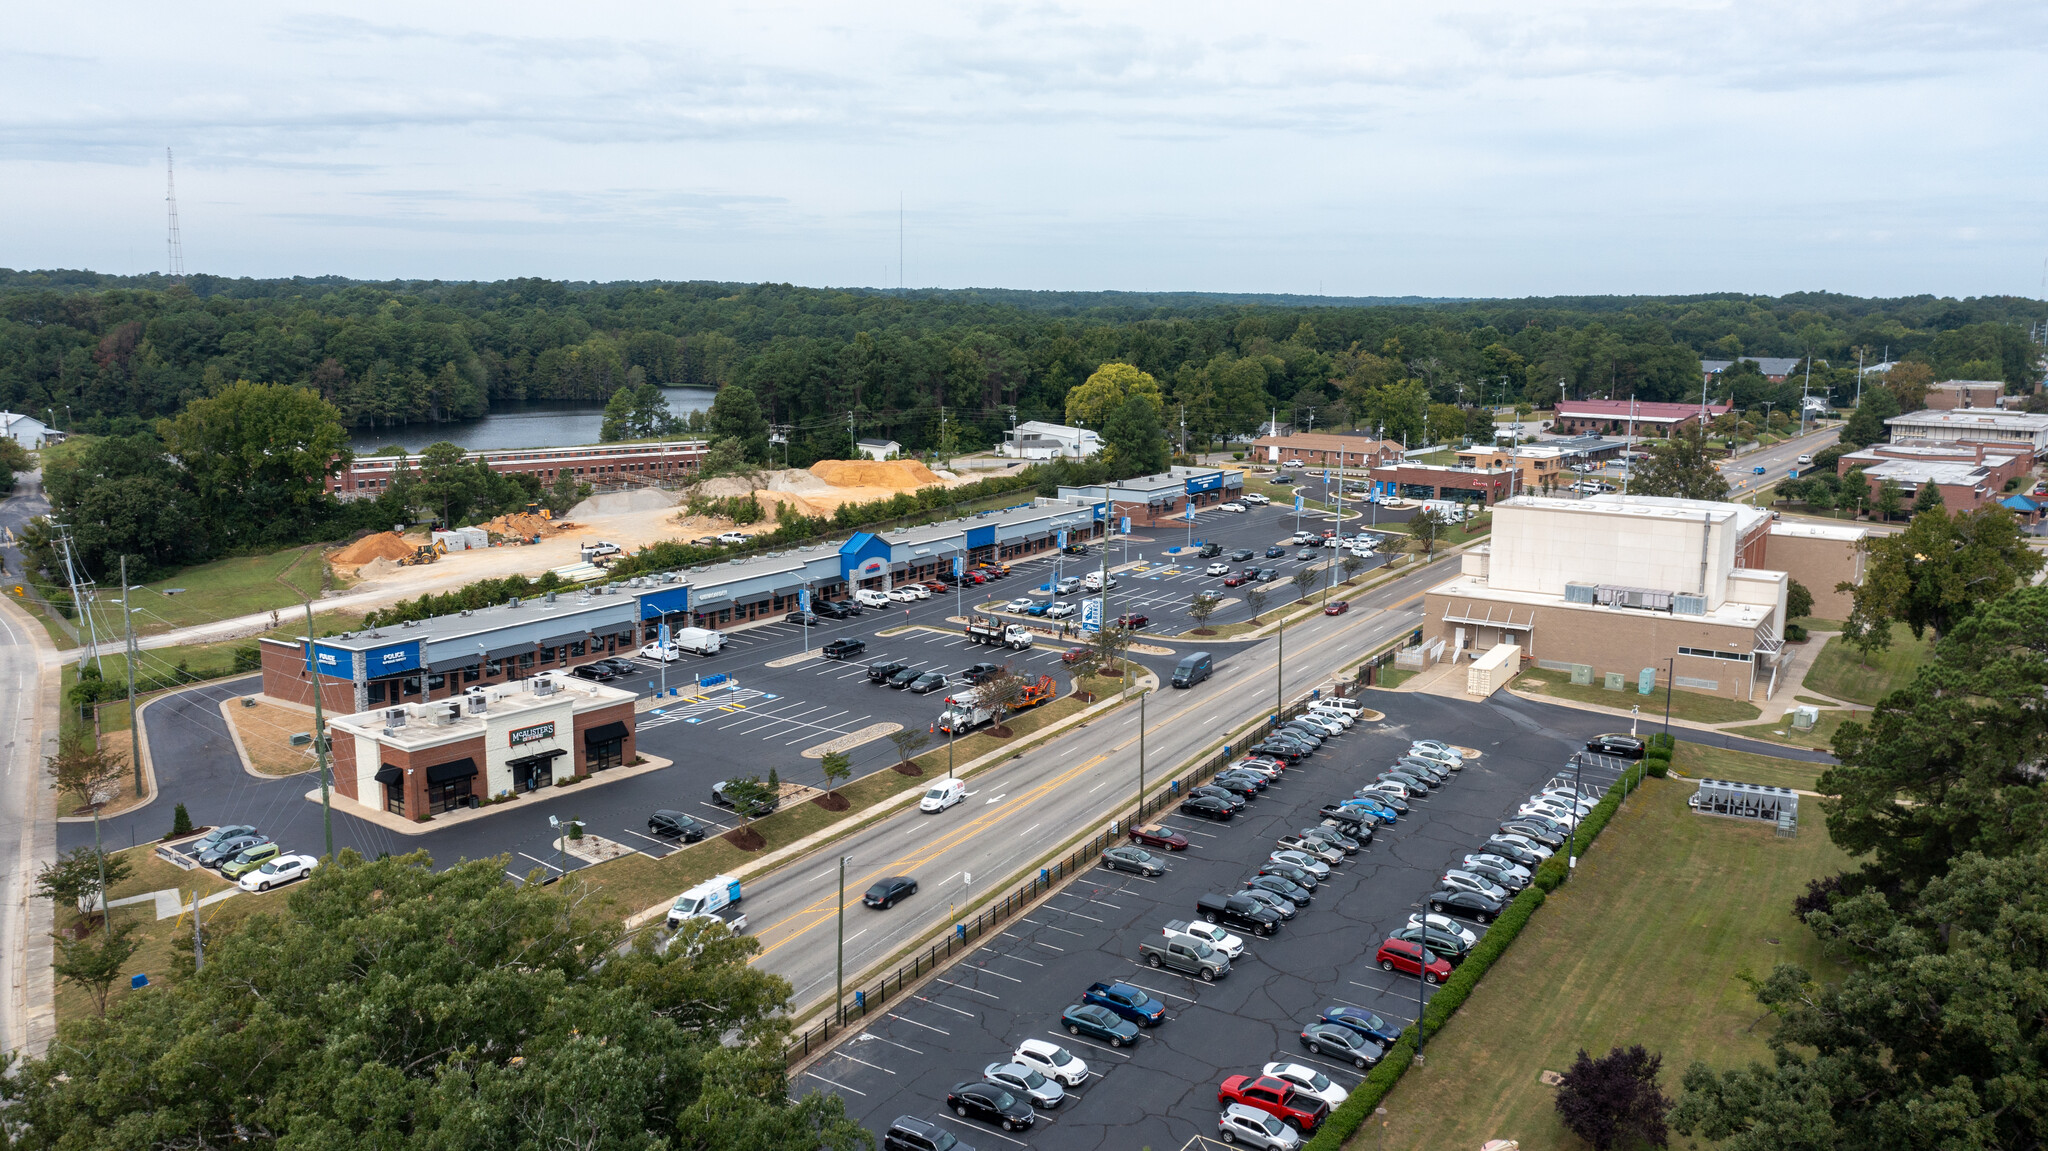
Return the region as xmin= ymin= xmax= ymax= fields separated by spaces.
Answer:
xmin=1885 ymin=409 xmax=2048 ymax=457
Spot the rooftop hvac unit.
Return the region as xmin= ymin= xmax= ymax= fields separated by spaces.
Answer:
xmin=533 ymin=678 xmax=558 ymax=697
xmin=459 ymin=609 xmax=472 ymax=617
xmin=507 ymin=596 xmax=521 ymax=608
xmin=466 ymin=691 xmax=488 ymax=714
xmin=1672 ymin=593 xmax=1707 ymax=615
xmin=1564 ymin=582 xmax=1597 ymax=605
xmin=544 ymin=590 xmax=557 ymax=603
xmin=384 ymin=708 xmax=407 ymax=727
xmin=441 ymin=702 xmax=461 ymax=724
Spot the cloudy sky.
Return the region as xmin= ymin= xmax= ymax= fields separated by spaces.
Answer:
xmin=4 ymin=2 xmax=2043 ymax=298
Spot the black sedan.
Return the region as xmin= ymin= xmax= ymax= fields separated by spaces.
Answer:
xmin=592 ymin=657 xmax=640 ymax=677
xmin=199 ymin=835 xmax=270 ymax=869
xmin=1482 ymin=837 xmax=1546 ymax=868
xmin=1258 ymin=861 xmax=1320 ymax=891
xmin=1237 ymin=888 xmax=1298 ymax=919
xmin=1191 ymin=786 xmax=1249 ymax=812
xmin=1378 ymin=770 xmax=1433 ymax=792
xmin=1319 ymin=1006 xmax=1402 ymax=1047
xmin=907 ymin=671 xmax=949 ymax=694
xmin=887 ymin=666 xmax=924 ymax=689
xmin=864 ymin=876 xmax=918 ymax=909
xmin=647 ymin=810 xmax=707 ymax=841
xmin=1300 ymin=1022 xmax=1383 ymax=1069
xmin=1244 ymin=873 xmax=1313 ymax=907
xmin=1208 ymin=774 xmax=1263 ymax=799
xmin=1389 ymin=923 xmax=1472 ymax=964
xmin=1586 ymin=734 xmax=1646 ymax=759
xmin=866 ymin=660 xmax=909 ymax=683
xmin=1249 ymin=742 xmax=1305 ymax=763
xmin=1264 ymin=546 xmax=1288 ymax=558
xmin=1499 ymin=820 xmax=1566 ymax=848
xmin=1179 ymin=794 xmax=1236 ymax=821
xmin=945 ymin=1082 xmax=1036 ymax=1133
xmin=1428 ymin=887 xmax=1507 ymax=924
xmin=1099 ymin=846 xmax=1165 ymax=877
xmin=1229 ymin=548 xmax=1255 ymax=562
xmin=572 ymin=663 xmax=623 ymax=681
xmin=784 ymin=610 xmax=821 ymax=627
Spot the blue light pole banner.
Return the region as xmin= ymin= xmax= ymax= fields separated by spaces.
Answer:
xmin=1294 ymin=495 xmax=1304 ymax=511
xmin=1056 ymin=529 xmax=1068 ymax=548
xmin=952 ymin=555 xmax=964 ymax=579
xmin=798 ymin=588 xmax=811 ymax=612
xmin=1120 ymin=516 xmax=1131 ymax=534
xmin=1081 ymin=598 xmax=1103 ymax=633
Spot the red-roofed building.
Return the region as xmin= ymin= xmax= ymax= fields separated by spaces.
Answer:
xmin=1551 ymin=400 xmax=1730 ymax=438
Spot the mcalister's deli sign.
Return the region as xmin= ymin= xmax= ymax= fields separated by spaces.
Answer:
xmin=508 ymin=721 xmax=556 ymax=747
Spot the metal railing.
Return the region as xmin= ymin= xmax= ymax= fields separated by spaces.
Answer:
xmin=782 ymin=694 xmax=1331 ymax=1065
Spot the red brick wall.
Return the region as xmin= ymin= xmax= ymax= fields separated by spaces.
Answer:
xmin=572 ymin=703 xmax=636 ymax=775
xmin=260 ymin=639 xmax=356 ymax=715
xmin=361 ymin=734 xmax=488 ymax=818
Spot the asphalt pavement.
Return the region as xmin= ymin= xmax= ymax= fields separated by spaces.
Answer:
xmin=802 ymin=691 xmax=1706 ymax=1151
xmin=0 ymin=470 xmax=55 ymax=1058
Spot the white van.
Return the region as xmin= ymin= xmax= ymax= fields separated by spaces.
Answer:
xmin=854 ymin=588 xmax=893 ymax=609
xmin=919 ymin=778 xmax=966 ymax=813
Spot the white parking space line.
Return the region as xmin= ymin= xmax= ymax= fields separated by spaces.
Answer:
xmin=936 ymin=978 xmax=1002 ymax=1000
xmin=1293 ymin=1053 xmax=1371 ymax=1079
xmin=1125 ymin=979 xmax=1198 ymax=1003
xmin=803 ymin=1071 xmax=866 ymax=1096
xmin=966 ymin=963 xmax=1024 ymax=983
xmin=859 ymin=1032 xmax=926 ymax=1055
xmin=995 ymin=952 xmax=1045 ymax=967
xmin=517 ymin=852 xmax=564 ymax=873
xmin=836 ymin=1053 xmax=896 ymax=1075
xmin=915 ymin=995 xmax=978 ymax=1019
xmin=1047 ymin=1032 xmax=1135 ymax=1059
xmin=886 ymin=1012 xmax=950 ymax=1035
xmin=935 ymin=1115 xmax=1030 ymax=1147
xmin=618 ymin=828 xmax=680 ymax=854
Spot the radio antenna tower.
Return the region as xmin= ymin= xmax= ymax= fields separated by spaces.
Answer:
xmin=165 ymin=147 xmax=185 ymax=281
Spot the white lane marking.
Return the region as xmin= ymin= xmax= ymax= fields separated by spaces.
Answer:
xmin=886 ymin=1012 xmax=950 ymax=1035
xmin=804 ymin=1071 xmax=866 ymax=1096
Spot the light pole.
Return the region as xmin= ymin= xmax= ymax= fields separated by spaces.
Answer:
xmin=1663 ymin=657 xmax=1675 ymax=735
xmin=837 ymin=854 xmax=853 ymax=1025
xmin=1136 ymin=689 xmax=1147 ymax=827
xmin=304 ymin=598 xmax=332 ymax=858
xmin=1566 ymin=751 xmax=1584 ymax=879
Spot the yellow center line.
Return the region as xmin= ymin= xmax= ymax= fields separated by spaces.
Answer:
xmin=746 ymin=610 xmax=1382 ymax=962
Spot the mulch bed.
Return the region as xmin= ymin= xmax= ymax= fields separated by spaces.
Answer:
xmin=722 ymin=826 xmax=767 ymax=851
xmin=811 ymin=792 xmax=851 ymax=812
xmin=891 ymin=761 xmax=924 ymax=777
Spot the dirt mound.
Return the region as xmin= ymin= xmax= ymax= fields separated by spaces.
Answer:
xmin=331 ymin=532 xmax=414 ymax=565
xmin=480 ymin=512 xmax=554 ymax=538
xmin=567 ymin=488 xmax=681 ymax=516
xmin=810 ymin=459 xmax=941 ymax=489
xmin=755 ymin=490 xmax=831 ymax=519
xmin=355 ymin=556 xmax=403 ymax=580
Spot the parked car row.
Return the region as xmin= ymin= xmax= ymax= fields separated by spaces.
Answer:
xmin=187 ymin=825 xmax=318 ymax=892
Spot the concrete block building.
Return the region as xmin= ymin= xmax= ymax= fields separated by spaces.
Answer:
xmin=1925 ymin=381 xmax=2008 ymax=410
xmin=325 ymin=671 xmax=637 ymax=818
xmin=1420 ymin=494 xmax=1864 ymax=700
xmin=1885 ymin=409 xmax=2048 ymax=458
xmin=1835 ymin=442 xmax=2028 ymax=513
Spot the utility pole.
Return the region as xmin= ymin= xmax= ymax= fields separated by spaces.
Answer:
xmin=56 ymin=527 xmax=103 ymax=674
xmin=305 ymin=599 xmax=333 ymax=858
xmin=1178 ymin=404 xmax=1187 ymax=459
xmin=121 ymin=557 xmax=143 ymax=799
xmin=847 ymin=410 xmax=858 ymax=454
xmin=1801 ymin=353 xmax=1813 ymax=438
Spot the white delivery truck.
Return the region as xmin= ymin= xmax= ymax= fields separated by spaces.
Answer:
xmin=667 ymin=875 xmax=747 ymax=932
xmin=669 ymin=626 xmax=726 ymax=656
xmin=1417 ymin=499 xmax=1470 ymax=523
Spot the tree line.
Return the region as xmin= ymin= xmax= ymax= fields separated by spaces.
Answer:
xmin=3 ymin=272 xmax=2040 ymax=465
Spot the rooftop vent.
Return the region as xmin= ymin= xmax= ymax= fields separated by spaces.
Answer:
xmin=384 ymin=707 xmax=407 ymax=727
xmin=507 ymin=597 xmax=521 ymax=609
xmin=459 ymin=609 xmax=472 ymax=617
xmin=544 ymin=590 xmax=557 ymax=604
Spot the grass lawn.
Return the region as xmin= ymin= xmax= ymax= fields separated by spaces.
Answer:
xmin=1376 ymin=667 xmax=1417 ymax=689
xmin=1366 ymin=777 xmax=1850 ymax=1151
xmin=1802 ymin=622 xmax=1933 ymax=706
xmin=1672 ymin=741 xmax=1828 ymax=792
xmin=123 ymin=546 xmax=341 ymax=636
xmin=1788 ymin=617 xmax=1846 ymax=634
xmin=1723 ymin=708 xmax=1857 ymax=755
xmin=1511 ymin=667 xmax=1761 ymax=725
xmin=53 ymin=846 xmax=248 ymax=1025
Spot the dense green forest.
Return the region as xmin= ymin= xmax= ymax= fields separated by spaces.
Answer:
xmin=3 ymin=271 xmax=2040 ymax=464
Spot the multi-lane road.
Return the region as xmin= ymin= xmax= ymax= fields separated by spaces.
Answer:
xmin=0 ymin=470 xmax=55 ymax=1059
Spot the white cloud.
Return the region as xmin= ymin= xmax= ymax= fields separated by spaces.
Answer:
xmin=0 ymin=1 xmax=2040 ymax=297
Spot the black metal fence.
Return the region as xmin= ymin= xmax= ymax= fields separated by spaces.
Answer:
xmin=781 ymin=691 xmax=1338 ymax=1065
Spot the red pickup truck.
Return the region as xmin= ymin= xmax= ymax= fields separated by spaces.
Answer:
xmin=1219 ymin=1074 xmax=1328 ymax=1132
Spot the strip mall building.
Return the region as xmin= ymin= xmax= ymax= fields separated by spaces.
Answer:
xmin=260 ymin=497 xmax=1110 ymax=716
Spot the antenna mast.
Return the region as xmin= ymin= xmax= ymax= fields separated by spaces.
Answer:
xmin=165 ymin=147 xmax=185 ymax=281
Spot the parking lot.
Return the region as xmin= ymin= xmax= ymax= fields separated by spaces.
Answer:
xmin=800 ymin=691 xmax=1645 ymax=1151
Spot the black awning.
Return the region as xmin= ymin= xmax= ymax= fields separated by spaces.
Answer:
xmin=485 ymin=642 xmax=534 ymax=661
xmin=425 ymin=757 xmax=478 ymax=784
xmin=538 ymin=632 xmax=583 ymax=649
xmin=374 ymin=763 xmax=402 ymax=785
xmin=427 ymin=652 xmax=481 ymax=673
xmin=583 ymin=720 xmax=629 ymax=744
xmin=508 ymin=749 xmax=567 ymax=766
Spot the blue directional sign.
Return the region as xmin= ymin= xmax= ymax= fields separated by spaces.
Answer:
xmin=1081 ymin=598 xmax=1104 ymax=633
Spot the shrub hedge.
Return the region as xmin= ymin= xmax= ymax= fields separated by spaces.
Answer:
xmin=1302 ymin=758 xmax=1647 ymax=1150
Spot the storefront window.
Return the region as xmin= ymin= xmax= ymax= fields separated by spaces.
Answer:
xmin=427 ymin=776 xmax=472 ymax=813
xmin=402 ymin=676 xmax=421 ymax=697
xmin=486 ymin=658 xmax=502 ymax=677
xmin=518 ymin=652 xmax=534 ymax=670
xmin=570 ymin=640 xmax=585 ymax=657
xmin=384 ymin=779 xmax=405 ymax=815
xmin=463 ymin=665 xmax=481 ymax=683
xmin=427 ymin=672 xmax=446 ymax=692
xmin=368 ymin=681 xmax=388 ymax=704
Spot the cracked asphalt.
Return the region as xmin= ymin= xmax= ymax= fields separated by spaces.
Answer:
xmin=807 ymin=690 xmax=1659 ymax=1151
